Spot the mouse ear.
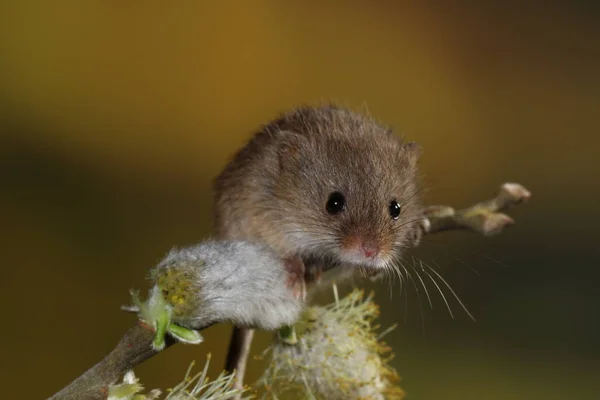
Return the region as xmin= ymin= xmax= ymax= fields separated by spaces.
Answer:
xmin=402 ymin=142 xmax=421 ymax=167
xmin=277 ymin=131 xmax=310 ymax=171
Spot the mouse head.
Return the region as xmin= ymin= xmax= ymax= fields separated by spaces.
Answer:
xmin=272 ymin=107 xmax=423 ymax=270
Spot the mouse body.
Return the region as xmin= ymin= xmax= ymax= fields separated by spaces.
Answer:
xmin=214 ymin=105 xmax=424 ymax=391
xmin=214 ymin=105 xmax=423 ymax=285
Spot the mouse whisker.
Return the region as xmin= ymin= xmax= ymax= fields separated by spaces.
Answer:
xmin=381 ymin=259 xmax=400 ymax=300
xmin=388 ymin=265 xmax=397 ymax=300
xmin=391 ymin=217 xmax=426 ymax=233
xmin=388 ymin=253 xmax=405 ymax=295
xmin=409 ymin=258 xmax=433 ymax=310
xmin=425 ymin=261 xmax=475 ymax=322
xmin=415 ymin=238 xmax=485 ymax=277
xmin=390 ymin=261 xmax=404 ymax=296
xmin=414 ymin=257 xmax=475 ymax=321
xmin=396 ymin=259 xmax=426 ymax=336
xmin=419 ymin=261 xmax=455 ymax=319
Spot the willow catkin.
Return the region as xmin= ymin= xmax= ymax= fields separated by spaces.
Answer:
xmin=150 ymin=240 xmax=304 ymax=331
xmin=258 ymin=289 xmax=404 ymax=400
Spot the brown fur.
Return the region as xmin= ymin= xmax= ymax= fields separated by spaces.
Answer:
xmin=213 ymin=104 xmax=423 ymax=276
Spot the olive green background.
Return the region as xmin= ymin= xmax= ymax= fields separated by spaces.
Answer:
xmin=1 ymin=2 xmax=598 ymax=399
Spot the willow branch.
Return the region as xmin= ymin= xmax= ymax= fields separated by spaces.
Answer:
xmin=49 ymin=183 xmax=530 ymax=400
xmin=423 ymin=182 xmax=531 ymax=236
xmin=48 ymin=321 xmax=177 ymax=400
xmin=49 ymin=241 xmax=304 ymax=400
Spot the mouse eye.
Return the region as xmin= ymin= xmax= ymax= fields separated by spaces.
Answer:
xmin=326 ymin=192 xmax=346 ymax=214
xmin=389 ymin=200 xmax=401 ymax=220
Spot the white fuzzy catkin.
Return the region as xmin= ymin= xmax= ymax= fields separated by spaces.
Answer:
xmin=151 ymin=240 xmax=303 ymax=331
xmin=258 ymin=289 xmax=404 ymax=400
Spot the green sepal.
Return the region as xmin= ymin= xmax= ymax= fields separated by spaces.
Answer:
xmin=128 ymin=285 xmax=203 ymax=349
xmin=152 ymin=307 xmax=170 ymax=351
xmin=107 ymin=383 xmax=144 ymax=399
xmin=167 ymin=323 xmax=204 ymax=344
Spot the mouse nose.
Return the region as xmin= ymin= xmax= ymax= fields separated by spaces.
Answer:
xmin=361 ymin=241 xmax=380 ymax=258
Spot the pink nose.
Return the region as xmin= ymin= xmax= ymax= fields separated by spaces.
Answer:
xmin=361 ymin=241 xmax=379 ymax=258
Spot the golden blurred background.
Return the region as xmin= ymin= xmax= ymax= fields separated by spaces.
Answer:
xmin=1 ymin=2 xmax=599 ymax=399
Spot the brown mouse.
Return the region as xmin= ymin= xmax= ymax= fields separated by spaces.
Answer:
xmin=214 ymin=104 xmax=423 ymax=283
xmin=213 ymin=104 xmax=424 ymax=390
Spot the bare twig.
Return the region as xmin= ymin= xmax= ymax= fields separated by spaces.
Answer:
xmin=49 ymin=321 xmax=176 ymax=400
xmin=423 ymin=183 xmax=531 ymax=236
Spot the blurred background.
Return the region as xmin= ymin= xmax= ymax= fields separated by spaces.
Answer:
xmin=1 ymin=2 xmax=598 ymax=399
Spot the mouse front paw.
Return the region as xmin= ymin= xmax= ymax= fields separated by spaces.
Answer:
xmin=284 ymin=256 xmax=307 ymax=301
xmin=408 ymin=217 xmax=430 ymax=247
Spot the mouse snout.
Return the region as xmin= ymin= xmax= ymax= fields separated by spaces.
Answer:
xmin=361 ymin=240 xmax=380 ymax=258
xmin=340 ymin=235 xmax=387 ymax=266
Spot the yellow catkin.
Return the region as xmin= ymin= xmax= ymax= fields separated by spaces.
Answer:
xmin=153 ymin=262 xmax=203 ymax=317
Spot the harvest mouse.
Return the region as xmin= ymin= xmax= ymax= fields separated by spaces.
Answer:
xmin=215 ymin=105 xmax=423 ymax=282
xmin=213 ymin=105 xmax=425 ymax=389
